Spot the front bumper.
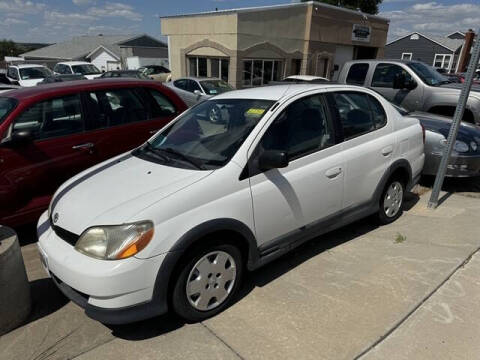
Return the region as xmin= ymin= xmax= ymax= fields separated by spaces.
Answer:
xmin=37 ymin=212 xmax=169 ymax=324
xmin=423 ymin=153 xmax=480 ymax=177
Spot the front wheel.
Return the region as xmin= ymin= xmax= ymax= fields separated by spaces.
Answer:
xmin=377 ymin=179 xmax=404 ymax=224
xmin=171 ymin=242 xmax=243 ymax=322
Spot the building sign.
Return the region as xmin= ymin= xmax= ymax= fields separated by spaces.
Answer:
xmin=352 ymin=24 xmax=371 ymax=43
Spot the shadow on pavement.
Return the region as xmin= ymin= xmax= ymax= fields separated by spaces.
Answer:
xmin=420 ymin=175 xmax=480 ymax=194
xmin=15 ymin=223 xmax=38 ymax=247
xmin=108 ymin=192 xmax=420 ymax=341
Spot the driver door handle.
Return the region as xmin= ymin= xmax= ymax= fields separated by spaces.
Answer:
xmin=381 ymin=145 xmax=393 ymax=156
xmin=72 ymin=142 xmax=94 ymax=151
xmin=325 ymin=167 xmax=342 ymax=179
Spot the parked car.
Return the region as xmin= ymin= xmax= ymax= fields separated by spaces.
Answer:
xmin=138 ymin=65 xmax=172 ymax=83
xmin=53 ymin=62 xmax=102 ymax=80
xmin=100 ymin=70 xmax=150 ymax=80
xmin=6 ymin=64 xmax=53 ymax=87
xmin=37 ymin=84 xmax=424 ymax=324
xmin=37 ymin=74 xmax=87 ymax=85
xmin=281 ymin=75 xmax=329 ymax=83
xmin=0 ymin=79 xmax=187 ymax=227
xmin=338 ymin=60 xmax=480 ymax=124
xmin=434 ymin=68 xmax=462 ymax=84
xmin=393 ymin=105 xmax=480 ymax=177
xmin=166 ymin=77 xmax=234 ymax=107
xmin=453 ymin=72 xmax=480 ymax=85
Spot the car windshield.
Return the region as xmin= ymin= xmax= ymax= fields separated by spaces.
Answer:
xmin=19 ymin=67 xmax=52 ymax=80
xmin=72 ymin=64 xmax=101 ymax=75
xmin=135 ymin=99 xmax=274 ymax=169
xmin=200 ymin=80 xmax=234 ymax=95
xmin=0 ymin=97 xmax=17 ymax=126
xmin=407 ymin=62 xmax=450 ymax=86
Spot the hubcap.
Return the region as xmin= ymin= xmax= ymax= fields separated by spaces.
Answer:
xmin=186 ymin=251 xmax=236 ymax=311
xmin=384 ymin=181 xmax=403 ymax=218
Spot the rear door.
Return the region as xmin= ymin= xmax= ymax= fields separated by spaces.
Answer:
xmin=0 ymin=94 xmax=98 ymax=223
xmin=82 ymin=86 xmax=179 ymax=160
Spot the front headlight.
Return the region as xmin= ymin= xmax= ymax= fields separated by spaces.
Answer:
xmin=75 ymin=221 xmax=154 ymax=260
xmin=454 ymin=140 xmax=469 ymax=153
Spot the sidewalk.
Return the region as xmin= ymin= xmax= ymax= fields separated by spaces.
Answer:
xmin=1 ymin=189 xmax=479 ymax=360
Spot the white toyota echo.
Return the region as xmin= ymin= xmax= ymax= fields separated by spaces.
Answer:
xmin=37 ymin=84 xmax=425 ymax=324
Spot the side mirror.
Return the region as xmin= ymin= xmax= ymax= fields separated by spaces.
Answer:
xmin=258 ymin=150 xmax=289 ymax=171
xmin=194 ymin=90 xmax=202 ymax=96
xmin=8 ymin=130 xmax=33 ymax=146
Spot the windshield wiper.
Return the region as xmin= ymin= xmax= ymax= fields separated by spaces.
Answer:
xmin=144 ymin=141 xmax=169 ymax=162
xmin=159 ymin=147 xmax=205 ymax=170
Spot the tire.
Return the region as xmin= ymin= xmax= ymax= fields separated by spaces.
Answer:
xmin=171 ymin=242 xmax=243 ymax=322
xmin=377 ymin=179 xmax=405 ymax=225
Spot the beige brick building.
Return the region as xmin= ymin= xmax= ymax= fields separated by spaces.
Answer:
xmin=161 ymin=1 xmax=389 ymax=88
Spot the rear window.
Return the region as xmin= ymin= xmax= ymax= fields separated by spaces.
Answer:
xmin=0 ymin=97 xmax=17 ymax=125
xmin=346 ymin=63 xmax=369 ymax=86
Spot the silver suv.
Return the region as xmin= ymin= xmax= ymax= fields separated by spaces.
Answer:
xmin=338 ymin=60 xmax=480 ymax=125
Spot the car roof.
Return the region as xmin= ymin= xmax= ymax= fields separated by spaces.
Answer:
xmin=11 ymin=64 xmax=46 ymax=69
xmin=2 ymin=78 xmax=158 ymax=101
xmin=285 ymin=75 xmax=328 ymax=81
xmin=213 ymin=84 xmax=364 ymax=101
xmin=57 ymin=61 xmax=93 ymax=66
xmin=176 ymin=77 xmax=222 ymax=82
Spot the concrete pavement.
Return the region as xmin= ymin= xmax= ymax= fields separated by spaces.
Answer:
xmin=1 ymin=188 xmax=479 ymax=360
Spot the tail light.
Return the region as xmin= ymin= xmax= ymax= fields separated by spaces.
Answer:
xmin=421 ymin=124 xmax=426 ymax=144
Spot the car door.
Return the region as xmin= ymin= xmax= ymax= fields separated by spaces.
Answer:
xmin=82 ymin=86 xmax=179 ymax=160
xmin=247 ymin=92 xmax=344 ymax=247
xmin=326 ymin=90 xmax=394 ymax=209
xmin=369 ymin=63 xmax=424 ymax=111
xmin=0 ymin=93 xmax=99 ymax=224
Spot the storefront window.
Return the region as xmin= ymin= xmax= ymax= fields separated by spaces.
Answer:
xmin=188 ymin=56 xmax=229 ymax=81
xmin=243 ymin=59 xmax=283 ymax=87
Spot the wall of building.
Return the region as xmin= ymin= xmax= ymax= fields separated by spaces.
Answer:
xmin=90 ymin=50 xmax=120 ymax=71
xmin=385 ymin=34 xmax=453 ymax=67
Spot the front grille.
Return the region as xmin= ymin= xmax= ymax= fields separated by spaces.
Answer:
xmin=52 ymin=224 xmax=80 ymax=246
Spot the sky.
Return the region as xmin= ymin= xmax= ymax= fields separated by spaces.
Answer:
xmin=0 ymin=0 xmax=479 ymax=44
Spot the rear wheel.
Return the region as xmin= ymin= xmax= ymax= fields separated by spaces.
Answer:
xmin=171 ymin=242 xmax=243 ymax=322
xmin=378 ymin=179 xmax=404 ymax=224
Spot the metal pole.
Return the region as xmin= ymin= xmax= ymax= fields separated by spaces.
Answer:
xmin=428 ymin=29 xmax=480 ymax=208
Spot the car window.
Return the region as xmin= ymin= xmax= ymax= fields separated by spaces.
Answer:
xmin=346 ymin=63 xmax=369 ymax=86
xmin=19 ymin=67 xmax=52 ymax=80
xmin=367 ymin=95 xmax=387 ymax=128
xmin=0 ymin=97 xmax=17 ymax=126
xmin=371 ymin=63 xmax=412 ymax=88
xmin=147 ymin=89 xmax=177 ymax=116
xmin=330 ymin=92 xmax=376 ymax=140
xmin=200 ymin=80 xmax=233 ymax=95
xmin=188 ymin=80 xmax=202 ymax=93
xmin=260 ymin=93 xmax=335 ymax=160
xmin=174 ymin=79 xmax=187 ymax=91
xmin=12 ymin=94 xmax=84 ymax=140
xmin=7 ymin=68 xmax=18 ymax=80
xmin=86 ymin=88 xmax=149 ymax=130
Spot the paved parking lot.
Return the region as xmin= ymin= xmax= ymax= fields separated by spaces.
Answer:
xmin=1 ymin=185 xmax=480 ymax=360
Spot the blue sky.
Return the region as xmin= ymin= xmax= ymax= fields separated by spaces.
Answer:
xmin=0 ymin=0 xmax=478 ymax=43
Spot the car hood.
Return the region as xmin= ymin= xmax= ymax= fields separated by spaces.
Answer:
xmin=410 ymin=111 xmax=480 ymax=141
xmin=19 ymin=78 xmax=44 ymax=87
xmin=84 ymin=74 xmax=102 ymax=80
xmin=51 ymin=153 xmax=213 ymax=235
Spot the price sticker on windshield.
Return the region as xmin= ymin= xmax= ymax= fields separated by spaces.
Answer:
xmin=246 ymin=108 xmax=265 ymax=117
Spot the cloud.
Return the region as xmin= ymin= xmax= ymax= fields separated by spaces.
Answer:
xmin=3 ymin=18 xmax=28 ymax=25
xmin=72 ymin=0 xmax=94 ymax=5
xmin=381 ymin=2 xmax=480 ymax=41
xmin=87 ymin=2 xmax=142 ymax=21
xmin=44 ymin=10 xmax=96 ymax=26
xmin=0 ymin=0 xmax=46 ymax=15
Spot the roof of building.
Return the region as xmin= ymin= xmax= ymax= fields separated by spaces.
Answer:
xmin=20 ymin=34 xmax=167 ymax=60
xmin=387 ymin=32 xmax=464 ymax=52
xmin=161 ymin=1 xmax=389 ymax=22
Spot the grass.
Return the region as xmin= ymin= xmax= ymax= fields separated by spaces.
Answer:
xmin=395 ymin=233 xmax=407 ymax=244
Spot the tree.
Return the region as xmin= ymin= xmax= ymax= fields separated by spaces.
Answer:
xmin=0 ymin=39 xmax=20 ymax=60
xmin=301 ymin=0 xmax=382 ymax=15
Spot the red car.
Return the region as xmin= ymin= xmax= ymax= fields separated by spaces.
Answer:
xmin=0 ymin=79 xmax=187 ymax=227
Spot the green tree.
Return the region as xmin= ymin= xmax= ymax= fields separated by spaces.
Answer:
xmin=302 ymin=0 xmax=382 ymax=15
xmin=0 ymin=39 xmax=20 ymax=59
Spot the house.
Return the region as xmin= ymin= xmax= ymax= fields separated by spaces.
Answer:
xmin=161 ymin=1 xmax=389 ymax=88
xmin=20 ymin=34 xmax=168 ymax=71
xmin=385 ymin=32 xmax=465 ymax=73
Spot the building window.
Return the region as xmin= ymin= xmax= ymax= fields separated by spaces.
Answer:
xmin=188 ymin=56 xmax=229 ymax=81
xmin=433 ymin=54 xmax=452 ymax=70
xmin=292 ymin=59 xmax=302 ymax=75
xmin=401 ymin=53 xmax=412 ymax=61
xmin=243 ymin=59 xmax=283 ymax=87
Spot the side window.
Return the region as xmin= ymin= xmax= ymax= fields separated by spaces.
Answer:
xmin=260 ymin=94 xmax=335 ymax=160
xmin=63 ymin=65 xmax=73 ymax=74
xmin=366 ymin=95 xmax=387 ymax=129
xmin=371 ymin=63 xmax=412 ymax=88
xmin=7 ymin=68 xmax=18 ymax=80
xmin=174 ymin=79 xmax=187 ymax=91
xmin=346 ymin=63 xmax=369 ymax=85
xmin=147 ymin=89 xmax=177 ymax=116
xmin=188 ymin=80 xmax=202 ymax=93
xmin=13 ymin=94 xmax=84 ymax=140
xmin=86 ymin=88 xmax=149 ymax=129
